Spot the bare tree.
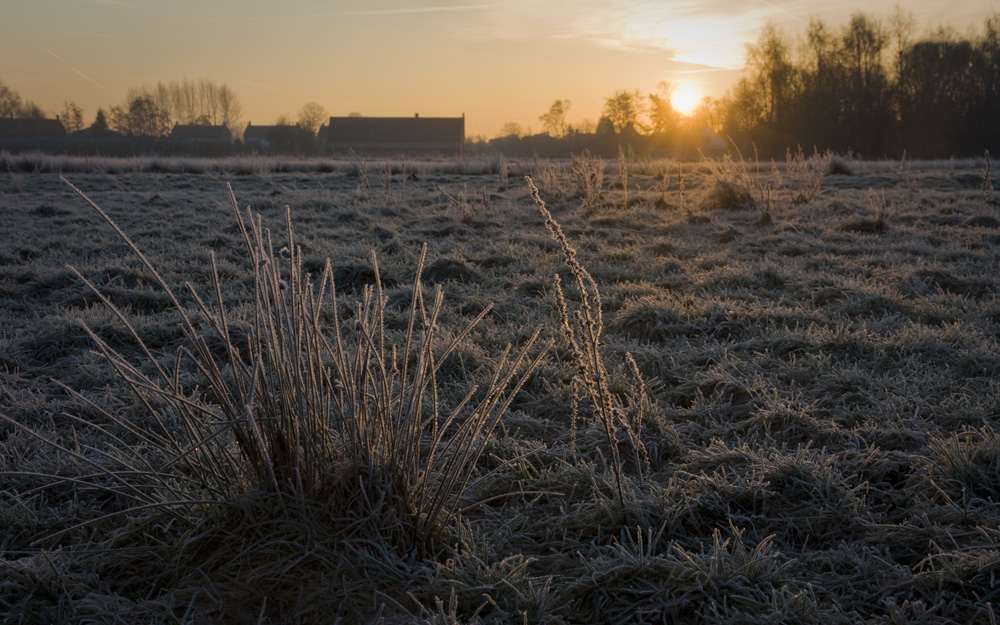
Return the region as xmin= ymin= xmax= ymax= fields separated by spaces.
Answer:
xmin=601 ymin=89 xmax=644 ymax=132
xmin=19 ymin=101 xmax=47 ymax=119
xmin=690 ymin=97 xmax=725 ymax=131
xmin=744 ymin=23 xmax=796 ymax=125
xmin=123 ymin=79 xmax=244 ymax=128
xmin=216 ymin=84 xmax=244 ymax=128
xmin=297 ymin=100 xmax=328 ymax=134
xmin=497 ymin=122 xmax=524 ymax=138
xmin=0 ymin=80 xmax=22 ymax=118
xmin=109 ymin=96 xmax=171 ymax=137
xmin=60 ymin=101 xmax=85 ymax=132
xmin=539 ymin=99 xmax=571 ymax=137
xmin=646 ymin=82 xmax=678 ymax=134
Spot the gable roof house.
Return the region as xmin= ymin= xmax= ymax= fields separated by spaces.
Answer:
xmin=0 ymin=118 xmax=67 ymax=137
xmin=168 ymin=124 xmax=232 ymax=144
xmin=0 ymin=117 xmax=68 ymax=152
xmin=243 ymin=123 xmax=281 ymax=149
xmin=324 ymin=114 xmax=464 ymax=154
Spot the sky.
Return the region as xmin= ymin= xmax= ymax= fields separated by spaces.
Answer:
xmin=0 ymin=0 xmax=996 ymax=139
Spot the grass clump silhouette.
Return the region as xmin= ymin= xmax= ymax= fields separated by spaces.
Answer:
xmin=4 ymin=178 xmax=542 ymax=617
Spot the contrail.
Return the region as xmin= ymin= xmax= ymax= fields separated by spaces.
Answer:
xmin=46 ymin=49 xmax=104 ymax=88
xmin=756 ymin=0 xmax=809 ymax=25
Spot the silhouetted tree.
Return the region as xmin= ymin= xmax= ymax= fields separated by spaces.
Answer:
xmin=602 ymin=89 xmax=643 ymax=132
xmin=0 ymin=80 xmax=22 ymax=118
xmin=90 ymin=108 xmax=112 ymax=135
xmin=297 ymin=100 xmax=327 ymax=134
xmin=124 ymin=79 xmax=244 ymax=129
xmin=646 ymin=83 xmax=679 ymax=135
xmin=720 ymin=10 xmax=1000 ymax=158
xmin=539 ymin=99 xmax=572 ymax=137
xmin=596 ymin=117 xmax=616 ymax=135
xmin=839 ymin=13 xmax=891 ymax=154
xmin=497 ymin=122 xmax=524 ymax=138
xmin=690 ymin=97 xmax=725 ymax=132
xmin=972 ymin=13 xmax=1000 ymax=152
xmin=18 ymin=101 xmax=47 ymax=119
xmin=110 ymin=96 xmax=171 ymax=137
xmin=60 ymin=101 xmax=84 ymax=133
xmin=745 ymin=23 xmax=795 ymax=126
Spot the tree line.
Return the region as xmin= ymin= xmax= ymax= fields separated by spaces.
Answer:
xmin=723 ymin=9 xmax=1000 ymax=158
xmin=3 ymin=9 xmax=998 ymax=159
xmin=0 ymin=78 xmax=330 ymax=148
xmin=492 ymin=10 xmax=998 ymax=159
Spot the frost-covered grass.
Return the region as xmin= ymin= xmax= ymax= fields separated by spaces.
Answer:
xmin=1 ymin=153 xmax=999 ymax=623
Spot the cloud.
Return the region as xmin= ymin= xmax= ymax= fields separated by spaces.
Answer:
xmin=460 ymin=0 xmax=764 ymax=68
xmin=459 ymin=0 xmax=846 ymax=68
xmin=83 ymin=0 xmax=138 ymax=7
xmin=176 ymin=4 xmax=491 ymax=25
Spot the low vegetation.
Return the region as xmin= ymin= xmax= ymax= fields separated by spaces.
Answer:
xmin=1 ymin=152 xmax=998 ymax=623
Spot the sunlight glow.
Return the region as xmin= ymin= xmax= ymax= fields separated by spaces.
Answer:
xmin=671 ymin=85 xmax=700 ymax=115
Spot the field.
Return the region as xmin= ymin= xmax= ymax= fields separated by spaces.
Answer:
xmin=1 ymin=152 xmax=999 ymax=624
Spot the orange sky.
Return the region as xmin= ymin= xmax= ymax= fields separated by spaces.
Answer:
xmin=0 ymin=1 xmax=995 ymax=139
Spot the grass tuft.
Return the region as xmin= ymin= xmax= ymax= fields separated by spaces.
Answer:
xmin=2 ymin=178 xmax=544 ymax=619
xmin=527 ymin=176 xmax=649 ymax=514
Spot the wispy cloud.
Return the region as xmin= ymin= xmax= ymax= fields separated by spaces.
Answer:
xmin=460 ymin=0 xmax=826 ymax=69
xmin=46 ymin=49 xmax=104 ymax=88
xmin=756 ymin=0 xmax=810 ymax=25
xmin=84 ymin=0 xmax=138 ymax=7
xmin=175 ymin=4 xmax=490 ymax=25
xmin=458 ymin=0 xmax=769 ymax=69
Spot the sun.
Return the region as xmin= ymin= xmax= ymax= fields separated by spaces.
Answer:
xmin=671 ymin=85 xmax=700 ymax=116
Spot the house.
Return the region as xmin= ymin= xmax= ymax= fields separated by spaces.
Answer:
xmin=324 ymin=114 xmax=464 ymax=154
xmin=0 ymin=117 xmax=68 ymax=153
xmin=243 ymin=123 xmax=317 ymax=154
xmin=0 ymin=117 xmax=67 ymax=138
xmin=168 ymin=124 xmax=231 ymax=145
xmin=243 ymin=123 xmax=281 ymax=149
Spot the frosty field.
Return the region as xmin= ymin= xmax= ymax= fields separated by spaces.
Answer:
xmin=1 ymin=153 xmax=999 ymax=624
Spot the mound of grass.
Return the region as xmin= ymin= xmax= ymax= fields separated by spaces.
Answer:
xmin=700 ymin=178 xmax=758 ymax=212
xmin=2 ymin=179 xmax=543 ymax=621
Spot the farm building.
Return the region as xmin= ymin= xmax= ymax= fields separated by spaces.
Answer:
xmin=324 ymin=114 xmax=464 ymax=154
xmin=168 ymin=124 xmax=232 ymax=145
xmin=0 ymin=118 xmax=68 ymax=152
xmin=243 ymin=123 xmax=280 ymax=149
xmin=0 ymin=118 xmax=66 ymax=138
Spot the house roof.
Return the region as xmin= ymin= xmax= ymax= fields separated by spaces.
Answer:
xmin=169 ymin=124 xmax=231 ymax=142
xmin=0 ymin=118 xmax=67 ymax=137
xmin=325 ymin=115 xmax=464 ymax=151
xmin=243 ymin=124 xmax=283 ymax=140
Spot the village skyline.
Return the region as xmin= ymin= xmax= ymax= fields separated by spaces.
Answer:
xmin=1 ymin=1 xmax=996 ymax=139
